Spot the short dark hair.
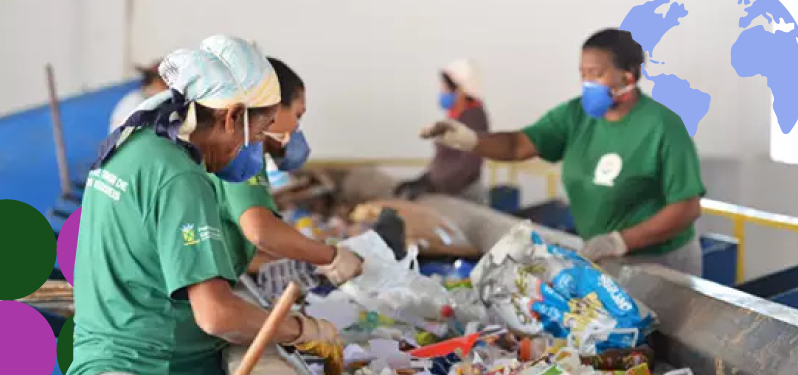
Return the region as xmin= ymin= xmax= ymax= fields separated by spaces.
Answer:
xmin=582 ymin=28 xmax=645 ymax=81
xmin=267 ymin=57 xmax=305 ymax=108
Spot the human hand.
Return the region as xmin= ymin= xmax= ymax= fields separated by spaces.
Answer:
xmin=419 ymin=119 xmax=478 ymax=151
xmin=316 ymin=246 xmax=363 ymax=285
xmin=295 ymin=340 xmax=344 ymax=375
xmin=283 ymin=313 xmax=340 ymax=345
xmin=284 ymin=315 xmax=344 ymax=375
xmin=578 ymin=231 xmax=628 ymax=262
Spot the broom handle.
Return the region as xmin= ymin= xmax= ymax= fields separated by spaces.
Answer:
xmin=233 ymin=282 xmax=301 ymax=375
xmin=45 ymin=64 xmax=71 ymax=196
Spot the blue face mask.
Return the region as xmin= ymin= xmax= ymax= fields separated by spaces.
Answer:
xmin=581 ymin=82 xmax=615 ymax=118
xmin=439 ymin=92 xmax=456 ymax=110
xmin=214 ymin=141 xmax=264 ymax=182
xmin=214 ymin=111 xmax=264 ymax=183
xmin=277 ymin=130 xmax=311 ymax=171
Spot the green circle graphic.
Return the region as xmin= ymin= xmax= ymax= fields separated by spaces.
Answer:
xmin=0 ymin=199 xmax=57 ymax=300
xmin=57 ymin=314 xmax=75 ymax=374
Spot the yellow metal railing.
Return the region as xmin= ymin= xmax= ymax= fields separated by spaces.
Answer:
xmin=308 ymin=157 xmax=798 ymax=283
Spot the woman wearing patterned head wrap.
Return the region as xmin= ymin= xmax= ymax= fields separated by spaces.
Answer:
xmin=69 ymin=36 xmax=344 ymax=375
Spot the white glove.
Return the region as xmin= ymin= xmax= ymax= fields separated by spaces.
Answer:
xmin=419 ymin=119 xmax=478 ymax=151
xmin=579 ymin=231 xmax=628 ymax=262
xmin=316 ymin=246 xmax=363 ymax=285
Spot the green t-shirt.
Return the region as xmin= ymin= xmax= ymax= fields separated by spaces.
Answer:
xmin=70 ymin=128 xmax=237 ymax=375
xmin=522 ymin=93 xmax=705 ymax=255
xmin=209 ymin=169 xmax=279 ymax=276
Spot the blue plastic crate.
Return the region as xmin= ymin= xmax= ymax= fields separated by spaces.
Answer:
xmin=699 ymin=233 xmax=738 ymax=287
xmin=489 ymin=185 xmax=521 ymax=213
xmin=512 ymin=200 xmax=577 ymax=235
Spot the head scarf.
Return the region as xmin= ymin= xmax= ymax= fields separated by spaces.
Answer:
xmin=442 ymin=58 xmax=483 ymax=100
xmin=94 ymin=35 xmax=281 ymax=168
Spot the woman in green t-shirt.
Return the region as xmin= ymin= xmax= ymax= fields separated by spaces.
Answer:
xmin=212 ymin=57 xmax=364 ymax=280
xmin=71 ymin=37 xmax=347 ymax=375
xmin=420 ymin=28 xmax=706 ymax=276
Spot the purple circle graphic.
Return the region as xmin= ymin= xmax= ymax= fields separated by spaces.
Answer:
xmin=56 ymin=207 xmax=81 ymax=286
xmin=0 ymin=301 xmax=57 ymax=375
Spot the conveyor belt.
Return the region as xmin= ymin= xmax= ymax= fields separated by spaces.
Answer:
xmin=339 ymin=167 xmax=798 ymax=375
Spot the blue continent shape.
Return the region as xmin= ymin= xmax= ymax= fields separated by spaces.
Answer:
xmin=622 ymin=0 xmax=711 ymax=136
xmin=642 ymin=70 xmax=711 ymax=137
xmin=620 ymin=0 xmax=688 ymax=58
xmin=731 ymin=0 xmax=798 ymax=134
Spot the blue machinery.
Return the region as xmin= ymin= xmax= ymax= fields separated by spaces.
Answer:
xmin=6 ymin=81 xmax=798 ymax=374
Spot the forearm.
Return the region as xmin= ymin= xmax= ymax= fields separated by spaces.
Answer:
xmin=212 ymin=295 xmax=302 ymax=345
xmin=472 ymin=132 xmax=538 ymax=161
xmin=188 ymin=280 xmax=302 ymax=346
xmin=620 ymin=198 xmax=701 ymax=251
xmin=241 ymin=207 xmax=336 ymax=266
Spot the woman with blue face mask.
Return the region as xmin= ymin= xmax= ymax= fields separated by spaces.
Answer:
xmin=207 ymin=56 xmax=363 ymax=291
xmin=70 ymin=37 xmax=344 ymax=375
xmin=394 ymin=58 xmax=491 ymax=203
xmin=419 ymin=28 xmax=706 ymax=277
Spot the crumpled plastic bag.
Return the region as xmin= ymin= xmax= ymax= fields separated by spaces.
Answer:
xmin=470 ymin=221 xmax=658 ymax=355
xmin=337 ymin=230 xmax=452 ymax=336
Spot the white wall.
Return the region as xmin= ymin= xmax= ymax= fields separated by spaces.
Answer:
xmin=0 ymin=0 xmax=126 ymax=116
xmin=130 ymin=0 xmax=777 ymax=159
xmin=2 ymin=0 xmax=797 ymax=280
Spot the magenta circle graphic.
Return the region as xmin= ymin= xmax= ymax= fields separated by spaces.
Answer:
xmin=0 ymin=301 xmax=57 ymax=375
xmin=56 ymin=207 xmax=81 ymax=286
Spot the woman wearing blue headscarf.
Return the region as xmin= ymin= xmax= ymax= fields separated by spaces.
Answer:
xmin=70 ymin=36 xmax=346 ymax=375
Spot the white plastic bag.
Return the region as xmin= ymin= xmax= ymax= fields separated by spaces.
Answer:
xmin=338 ymin=231 xmax=451 ymax=335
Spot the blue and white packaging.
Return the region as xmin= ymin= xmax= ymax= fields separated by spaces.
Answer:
xmin=470 ymin=221 xmax=658 ymax=355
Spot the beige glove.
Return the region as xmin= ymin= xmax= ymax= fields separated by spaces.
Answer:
xmin=579 ymin=231 xmax=628 ymax=262
xmin=316 ymin=246 xmax=363 ymax=285
xmin=419 ymin=119 xmax=478 ymax=151
xmin=282 ymin=313 xmax=340 ymax=346
xmin=283 ymin=314 xmax=344 ymax=375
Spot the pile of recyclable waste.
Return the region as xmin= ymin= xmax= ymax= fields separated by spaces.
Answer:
xmin=253 ymin=220 xmax=693 ymax=375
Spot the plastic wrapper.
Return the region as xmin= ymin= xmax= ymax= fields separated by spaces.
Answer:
xmin=470 ymin=221 xmax=658 ymax=355
xmin=255 ymin=258 xmax=319 ymax=301
xmin=336 ymin=231 xmax=452 ymax=337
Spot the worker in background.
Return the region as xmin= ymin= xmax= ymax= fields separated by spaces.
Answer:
xmin=211 ymin=57 xmax=363 ymax=287
xmin=395 ymin=58 xmax=490 ymax=204
xmin=108 ymin=61 xmax=168 ymax=133
xmin=420 ymin=28 xmax=705 ymax=276
xmin=70 ymin=36 xmax=347 ymax=375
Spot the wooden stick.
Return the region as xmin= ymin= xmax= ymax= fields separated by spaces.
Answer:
xmin=45 ymin=64 xmax=72 ymax=197
xmin=234 ymin=281 xmax=302 ymax=375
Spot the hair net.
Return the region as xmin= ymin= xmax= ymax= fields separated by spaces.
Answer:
xmin=443 ymin=58 xmax=483 ymax=100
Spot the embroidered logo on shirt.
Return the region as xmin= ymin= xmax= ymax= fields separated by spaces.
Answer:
xmin=246 ymin=175 xmax=270 ymax=188
xmin=181 ymin=224 xmax=199 ymax=245
xmin=593 ymin=153 xmax=623 ymax=187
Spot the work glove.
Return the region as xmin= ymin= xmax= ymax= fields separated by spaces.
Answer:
xmin=578 ymin=231 xmax=628 ymax=262
xmin=295 ymin=341 xmax=344 ymax=375
xmin=419 ymin=119 xmax=479 ymax=151
xmin=283 ymin=313 xmax=341 ymax=346
xmin=316 ymin=245 xmax=363 ymax=285
xmin=283 ymin=314 xmax=344 ymax=375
